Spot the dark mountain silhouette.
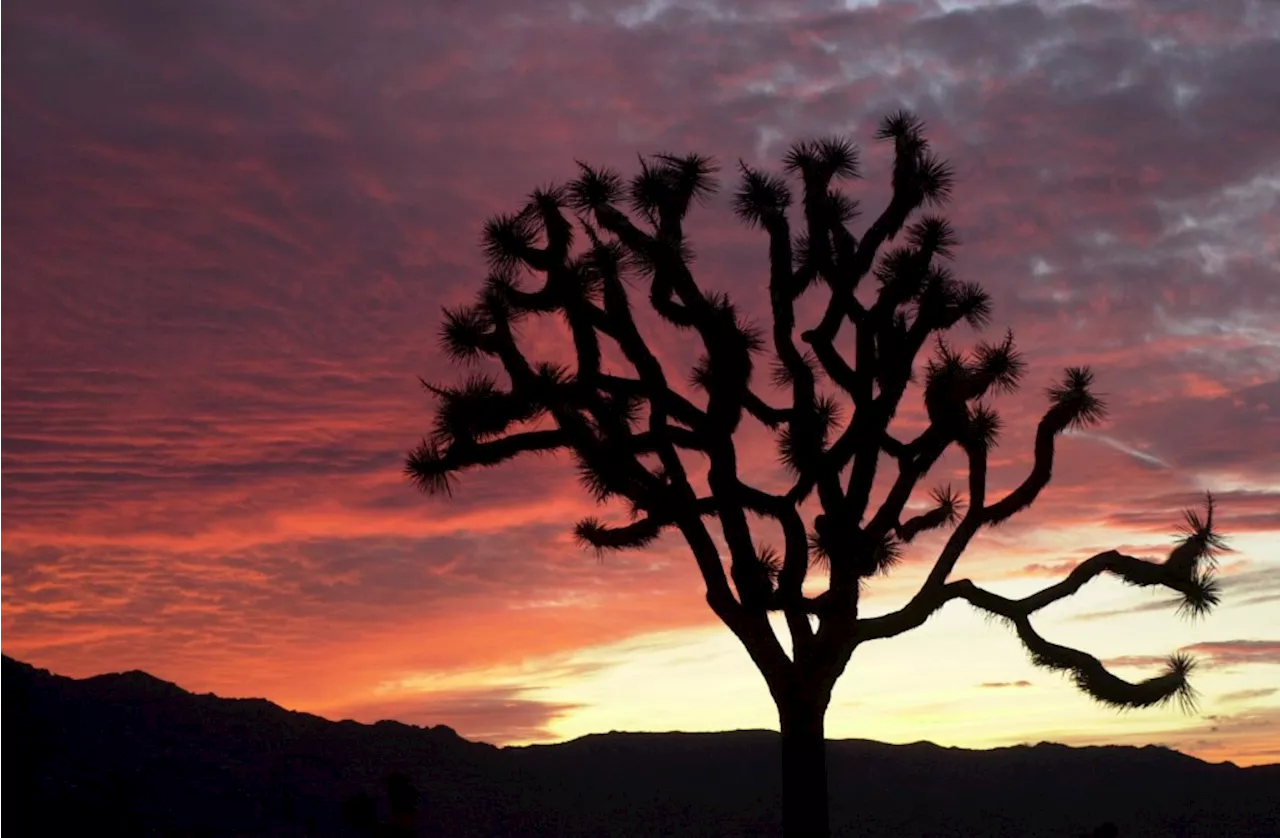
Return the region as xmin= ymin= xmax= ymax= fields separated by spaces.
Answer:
xmin=5 ymin=655 xmax=1277 ymax=837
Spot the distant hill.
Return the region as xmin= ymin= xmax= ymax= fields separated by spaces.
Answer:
xmin=4 ymin=655 xmax=1278 ymax=837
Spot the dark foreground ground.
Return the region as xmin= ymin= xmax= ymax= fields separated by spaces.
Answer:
xmin=5 ymin=655 xmax=1278 ymax=837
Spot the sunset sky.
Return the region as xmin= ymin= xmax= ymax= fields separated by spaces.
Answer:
xmin=4 ymin=0 xmax=1278 ymax=767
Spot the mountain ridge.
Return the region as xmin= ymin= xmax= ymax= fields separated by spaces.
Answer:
xmin=5 ymin=654 xmax=1277 ymax=836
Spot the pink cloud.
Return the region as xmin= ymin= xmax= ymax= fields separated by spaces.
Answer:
xmin=1106 ymin=640 xmax=1280 ymax=670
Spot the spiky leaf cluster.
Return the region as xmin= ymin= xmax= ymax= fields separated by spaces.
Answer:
xmin=917 ymin=331 xmax=1032 ymax=449
xmin=1168 ymin=493 xmax=1228 ymax=573
xmin=629 ymin=153 xmax=719 ymax=225
xmin=876 ymin=110 xmax=955 ymax=209
xmin=733 ymin=164 xmax=792 ymax=229
xmin=1023 ymin=628 xmax=1199 ymax=713
xmin=783 ymin=137 xmax=862 ymax=182
xmin=481 ymin=213 xmax=536 ymax=272
xmin=574 ymin=516 xmax=662 ymax=555
xmin=1046 ymin=367 xmax=1108 ymax=431
xmin=404 ymin=439 xmax=454 ymax=496
xmin=907 ymin=216 xmax=959 ymax=260
xmin=439 ymin=305 xmax=493 ymax=363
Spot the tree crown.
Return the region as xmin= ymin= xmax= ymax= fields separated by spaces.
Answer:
xmin=408 ymin=111 xmax=1223 ymax=711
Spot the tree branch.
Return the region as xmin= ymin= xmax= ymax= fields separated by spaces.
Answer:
xmin=982 ymin=409 xmax=1059 ymax=526
xmin=858 ymin=542 xmax=1221 ymax=644
xmin=864 ymin=426 xmax=951 ymax=543
xmin=405 ymin=429 xmax=568 ymax=495
xmin=893 ymin=485 xmax=964 ymax=543
xmin=743 ymin=389 xmax=789 ymax=428
xmin=856 ymin=571 xmax=1202 ymax=710
xmin=574 ymin=497 xmax=719 ymax=554
xmin=984 ymin=369 xmax=1106 ymax=525
xmin=949 ymin=580 xmax=1200 ymax=711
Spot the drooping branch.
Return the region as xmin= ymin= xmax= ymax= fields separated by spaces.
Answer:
xmin=857 ymin=495 xmax=1224 ymax=708
xmin=952 ymin=581 xmax=1200 ymax=711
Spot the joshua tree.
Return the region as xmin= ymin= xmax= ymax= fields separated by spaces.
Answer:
xmin=406 ymin=112 xmax=1223 ymax=837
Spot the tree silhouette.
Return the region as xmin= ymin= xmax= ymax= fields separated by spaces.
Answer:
xmin=406 ymin=112 xmax=1224 ymax=837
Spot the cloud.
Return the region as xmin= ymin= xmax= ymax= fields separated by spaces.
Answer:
xmin=1102 ymin=488 xmax=1280 ymax=537
xmin=1184 ymin=640 xmax=1280 ymax=667
xmin=2 ymin=0 xmax=1277 ymax=756
xmin=1070 ymin=598 xmax=1183 ymax=623
xmin=335 ymin=685 xmax=582 ymax=744
xmin=1019 ymin=561 xmax=1081 ymax=577
xmin=1106 ymin=640 xmax=1280 ymax=670
xmin=1219 ymin=687 xmax=1278 ymax=704
xmin=1223 ymin=566 xmax=1280 ymax=597
xmin=1073 ymin=433 xmax=1170 ymax=470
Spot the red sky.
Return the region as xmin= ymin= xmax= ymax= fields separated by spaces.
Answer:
xmin=3 ymin=0 xmax=1279 ymax=765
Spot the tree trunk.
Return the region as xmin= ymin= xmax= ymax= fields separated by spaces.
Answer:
xmin=779 ymin=695 xmax=830 ymax=838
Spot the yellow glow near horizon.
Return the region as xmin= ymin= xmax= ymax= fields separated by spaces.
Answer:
xmin=337 ymin=538 xmax=1279 ymax=766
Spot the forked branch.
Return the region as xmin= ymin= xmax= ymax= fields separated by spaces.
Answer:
xmin=858 ymin=495 xmax=1224 ymax=709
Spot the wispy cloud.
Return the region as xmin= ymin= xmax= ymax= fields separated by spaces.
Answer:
xmin=1219 ymin=687 xmax=1278 ymax=704
xmin=1106 ymin=640 xmax=1280 ymax=670
xmin=1074 ymin=433 xmax=1169 ymax=470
